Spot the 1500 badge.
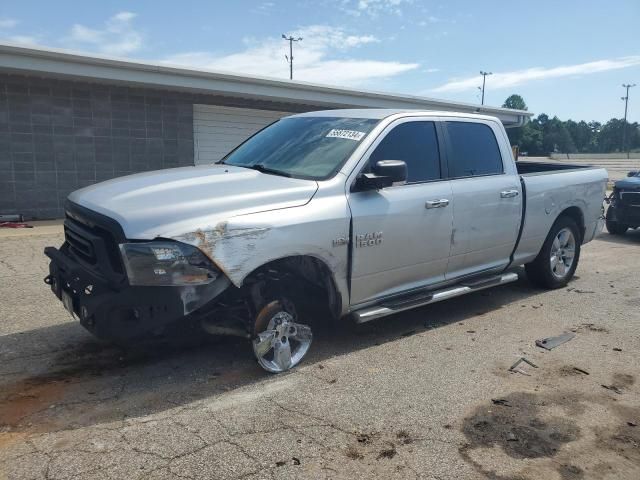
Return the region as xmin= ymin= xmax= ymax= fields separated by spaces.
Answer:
xmin=356 ymin=231 xmax=383 ymax=248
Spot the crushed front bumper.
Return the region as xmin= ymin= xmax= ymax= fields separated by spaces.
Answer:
xmin=45 ymin=246 xmax=230 ymax=342
xmin=44 ymin=204 xmax=231 ymax=343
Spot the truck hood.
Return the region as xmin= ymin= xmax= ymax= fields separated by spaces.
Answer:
xmin=68 ymin=165 xmax=318 ymax=239
xmin=614 ymin=176 xmax=640 ymax=190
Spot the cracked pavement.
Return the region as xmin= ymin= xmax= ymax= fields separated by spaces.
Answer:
xmin=1 ymin=228 xmax=639 ymax=479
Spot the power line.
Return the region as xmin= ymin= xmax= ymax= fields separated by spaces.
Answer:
xmin=282 ymin=34 xmax=303 ymax=80
xmin=479 ymin=71 xmax=492 ymax=105
xmin=621 ymin=83 xmax=636 ymax=153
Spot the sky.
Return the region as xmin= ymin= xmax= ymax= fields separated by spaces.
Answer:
xmin=0 ymin=0 xmax=639 ymax=122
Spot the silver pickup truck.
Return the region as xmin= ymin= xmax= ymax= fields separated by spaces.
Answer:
xmin=45 ymin=109 xmax=607 ymax=373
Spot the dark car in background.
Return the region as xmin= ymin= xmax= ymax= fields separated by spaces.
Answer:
xmin=606 ymin=171 xmax=640 ymax=235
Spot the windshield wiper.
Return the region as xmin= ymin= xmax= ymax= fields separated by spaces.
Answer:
xmin=244 ymin=164 xmax=292 ymax=178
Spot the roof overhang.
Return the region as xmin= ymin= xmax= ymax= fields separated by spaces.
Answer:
xmin=0 ymin=43 xmax=532 ymax=127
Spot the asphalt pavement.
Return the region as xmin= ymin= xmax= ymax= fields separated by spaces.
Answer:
xmin=0 ymin=227 xmax=639 ymax=479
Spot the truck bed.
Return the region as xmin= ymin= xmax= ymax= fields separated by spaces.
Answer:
xmin=516 ymin=160 xmax=596 ymax=176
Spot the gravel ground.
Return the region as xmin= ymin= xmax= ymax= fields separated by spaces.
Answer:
xmin=0 ymin=227 xmax=639 ymax=480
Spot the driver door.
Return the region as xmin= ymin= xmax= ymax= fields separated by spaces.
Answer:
xmin=348 ymin=119 xmax=453 ymax=305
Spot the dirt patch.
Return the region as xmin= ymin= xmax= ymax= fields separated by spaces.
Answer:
xmin=0 ymin=376 xmax=73 ymax=430
xmin=571 ymin=323 xmax=609 ymax=333
xmin=461 ymin=392 xmax=580 ymax=461
xmin=596 ymin=423 xmax=640 ymax=464
xmin=557 ymin=463 xmax=585 ymax=479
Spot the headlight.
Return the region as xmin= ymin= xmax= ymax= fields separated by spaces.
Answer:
xmin=120 ymin=241 xmax=220 ymax=286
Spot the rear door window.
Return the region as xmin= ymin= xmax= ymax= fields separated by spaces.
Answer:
xmin=445 ymin=122 xmax=503 ymax=178
xmin=369 ymin=121 xmax=441 ymax=183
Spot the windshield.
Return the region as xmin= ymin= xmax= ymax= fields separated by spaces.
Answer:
xmin=221 ymin=116 xmax=380 ymax=180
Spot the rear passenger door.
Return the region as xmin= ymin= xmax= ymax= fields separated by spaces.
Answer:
xmin=443 ymin=120 xmax=522 ymax=280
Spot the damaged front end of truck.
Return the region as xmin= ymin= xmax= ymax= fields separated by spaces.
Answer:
xmin=44 ymin=201 xmax=235 ymax=344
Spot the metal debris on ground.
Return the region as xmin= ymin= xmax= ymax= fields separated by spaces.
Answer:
xmin=573 ymin=367 xmax=590 ymax=375
xmin=491 ymin=398 xmax=511 ymax=407
xmin=509 ymin=356 xmax=539 ymax=375
xmin=601 ymin=384 xmax=623 ymax=395
xmin=535 ymin=332 xmax=576 ymax=350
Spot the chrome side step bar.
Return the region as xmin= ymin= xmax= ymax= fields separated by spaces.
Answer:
xmin=352 ymin=272 xmax=519 ymax=324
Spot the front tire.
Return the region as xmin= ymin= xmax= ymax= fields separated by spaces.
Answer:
xmin=525 ymin=216 xmax=581 ymax=289
xmin=606 ymin=208 xmax=627 ymax=235
xmin=251 ymin=300 xmax=313 ymax=373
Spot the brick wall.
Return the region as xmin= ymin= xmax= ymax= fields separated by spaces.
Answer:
xmin=0 ymin=73 xmax=197 ymax=219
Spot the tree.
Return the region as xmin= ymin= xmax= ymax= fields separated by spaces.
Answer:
xmin=503 ymin=95 xmax=528 ymax=148
xmin=502 ymin=94 xmax=528 ymax=111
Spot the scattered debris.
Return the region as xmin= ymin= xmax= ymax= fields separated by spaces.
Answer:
xmin=628 ymin=422 xmax=637 ymax=427
xmin=506 ymin=432 xmax=518 ymax=442
xmin=492 ymin=398 xmax=511 ymax=407
xmin=466 ymin=330 xmax=476 ymax=334
xmin=328 ymin=379 xmax=337 ymax=384
xmin=292 ymin=457 xmax=301 ymax=465
xmin=572 ymin=323 xmax=609 ymax=333
xmin=536 ymin=332 xmax=576 ymax=350
xmin=572 ymin=289 xmax=595 ymax=294
xmin=356 ymin=433 xmax=372 ymax=444
xmin=396 ymin=430 xmax=413 ymax=445
xmin=601 ymin=384 xmax=623 ymax=395
xmin=317 ymin=364 xmax=325 ymax=369
xmin=275 ymin=461 xmax=286 ymax=467
xmin=509 ymin=357 xmax=539 ymax=375
xmin=573 ymin=367 xmax=590 ymax=375
xmin=0 ymin=221 xmax=33 ymax=228
xmin=345 ymin=445 xmax=363 ymax=460
xmin=613 ymin=348 xmax=623 ymax=352
xmin=376 ymin=445 xmax=397 ymax=460
xmin=443 ymin=424 xmax=452 ymax=430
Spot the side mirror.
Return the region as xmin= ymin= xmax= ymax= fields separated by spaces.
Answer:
xmin=627 ymin=171 xmax=639 ymax=177
xmin=356 ymin=160 xmax=408 ymax=190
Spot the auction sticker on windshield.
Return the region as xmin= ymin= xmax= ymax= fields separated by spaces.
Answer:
xmin=326 ymin=129 xmax=366 ymax=141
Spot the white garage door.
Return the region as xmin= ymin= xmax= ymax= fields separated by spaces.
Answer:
xmin=193 ymin=104 xmax=291 ymax=165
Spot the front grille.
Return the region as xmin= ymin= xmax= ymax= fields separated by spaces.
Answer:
xmin=620 ymin=191 xmax=640 ymax=207
xmin=64 ymin=215 xmax=124 ymax=274
xmin=64 ymin=225 xmax=96 ymax=263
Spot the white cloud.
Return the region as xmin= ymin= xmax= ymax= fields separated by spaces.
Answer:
xmin=2 ymin=34 xmax=39 ymax=46
xmin=66 ymin=11 xmax=142 ymax=56
xmin=161 ymin=25 xmax=417 ymax=87
xmin=0 ymin=18 xmax=18 ymax=29
xmin=431 ymin=56 xmax=640 ymax=93
xmin=343 ymin=0 xmax=409 ymax=17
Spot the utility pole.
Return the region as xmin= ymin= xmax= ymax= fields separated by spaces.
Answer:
xmin=621 ymin=83 xmax=636 ymax=153
xmin=480 ymin=71 xmax=492 ymax=105
xmin=282 ymin=34 xmax=303 ymax=80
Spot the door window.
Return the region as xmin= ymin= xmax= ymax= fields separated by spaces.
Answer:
xmin=369 ymin=121 xmax=441 ymax=183
xmin=446 ymin=122 xmax=503 ymax=178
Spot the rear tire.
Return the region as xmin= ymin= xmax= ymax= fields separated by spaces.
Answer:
xmin=525 ymin=216 xmax=581 ymax=289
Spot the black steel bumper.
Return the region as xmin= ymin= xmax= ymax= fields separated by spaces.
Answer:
xmin=44 ymin=246 xmax=195 ymax=342
xmin=607 ymin=203 xmax=640 ymax=227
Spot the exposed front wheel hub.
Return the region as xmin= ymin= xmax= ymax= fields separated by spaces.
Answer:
xmin=252 ymin=308 xmax=312 ymax=373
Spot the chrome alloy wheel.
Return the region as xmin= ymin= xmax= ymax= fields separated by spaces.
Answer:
xmin=252 ymin=310 xmax=312 ymax=373
xmin=550 ymin=227 xmax=576 ymax=279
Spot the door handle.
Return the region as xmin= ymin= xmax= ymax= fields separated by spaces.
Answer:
xmin=500 ymin=190 xmax=519 ymax=198
xmin=425 ymin=199 xmax=450 ymax=209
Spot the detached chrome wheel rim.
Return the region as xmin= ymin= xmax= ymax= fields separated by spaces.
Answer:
xmin=550 ymin=227 xmax=576 ymax=279
xmin=252 ymin=311 xmax=312 ymax=373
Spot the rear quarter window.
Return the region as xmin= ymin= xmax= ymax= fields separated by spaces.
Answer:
xmin=446 ymin=122 xmax=503 ymax=178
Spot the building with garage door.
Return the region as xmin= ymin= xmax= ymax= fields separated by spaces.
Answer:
xmin=0 ymin=43 xmax=531 ymax=219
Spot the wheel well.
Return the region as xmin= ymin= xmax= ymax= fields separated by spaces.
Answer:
xmin=243 ymin=255 xmax=342 ymax=320
xmin=558 ymin=206 xmax=585 ymax=241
